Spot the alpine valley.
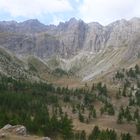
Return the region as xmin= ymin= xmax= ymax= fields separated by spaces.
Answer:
xmin=0 ymin=18 xmax=140 ymax=140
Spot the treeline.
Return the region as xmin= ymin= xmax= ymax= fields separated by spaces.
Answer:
xmin=115 ymin=64 xmax=140 ymax=80
xmin=73 ymin=126 xmax=132 ymax=140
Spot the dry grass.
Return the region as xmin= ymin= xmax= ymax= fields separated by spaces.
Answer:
xmin=0 ymin=133 xmax=43 ymax=140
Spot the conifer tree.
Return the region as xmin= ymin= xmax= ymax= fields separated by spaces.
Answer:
xmin=136 ymin=120 xmax=140 ymax=134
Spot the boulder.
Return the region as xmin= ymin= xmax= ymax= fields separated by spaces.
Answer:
xmin=42 ymin=137 xmax=51 ymax=140
xmin=1 ymin=124 xmax=26 ymax=136
xmin=2 ymin=124 xmax=12 ymax=130
xmin=15 ymin=126 xmax=26 ymax=136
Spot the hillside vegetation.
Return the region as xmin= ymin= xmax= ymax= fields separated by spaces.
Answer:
xmin=0 ymin=64 xmax=140 ymax=139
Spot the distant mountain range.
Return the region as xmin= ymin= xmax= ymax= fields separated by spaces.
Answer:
xmin=0 ymin=17 xmax=140 ymax=81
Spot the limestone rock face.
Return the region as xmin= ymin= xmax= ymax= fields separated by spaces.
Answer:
xmin=48 ymin=18 xmax=86 ymax=57
xmin=83 ymin=22 xmax=105 ymax=52
xmin=0 ymin=17 xmax=140 ymax=61
xmin=0 ymin=19 xmax=47 ymax=33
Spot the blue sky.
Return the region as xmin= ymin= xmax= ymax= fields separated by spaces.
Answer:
xmin=0 ymin=0 xmax=140 ymax=25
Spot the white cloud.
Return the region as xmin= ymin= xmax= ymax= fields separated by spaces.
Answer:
xmin=0 ymin=0 xmax=140 ymax=25
xmin=75 ymin=0 xmax=80 ymax=2
xmin=78 ymin=0 xmax=140 ymax=25
xmin=0 ymin=0 xmax=73 ymax=18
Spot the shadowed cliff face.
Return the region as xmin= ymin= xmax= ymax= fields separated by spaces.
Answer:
xmin=0 ymin=17 xmax=140 ymax=60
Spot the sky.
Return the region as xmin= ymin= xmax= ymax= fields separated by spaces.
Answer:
xmin=0 ymin=0 xmax=140 ymax=25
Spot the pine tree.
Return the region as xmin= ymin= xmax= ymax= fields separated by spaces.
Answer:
xmin=92 ymin=108 xmax=97 ymax=118
xmin=79 ymin=112 xmax=84 ymax=122
xmin=72 ymin=105 xmax=76 ymax=114
xmin=102 ymin=84 xmax=107 ymax=96
xmin=91 ymin=83 xmax=95 ymax=91
xmin=136 ymin=120 xmax=140 ymax=134
xmin=133 ymin=108 xmax=139 ymax=121
xmin=100 ymin=107 xmax=104 ymax=116
xmin=129 ymin=98 xmax=135 ymax=106
xmin=80 ymin=130 xmax=86 ymax=140
xmin=122 ymin=84 xmax=127 ymax=97
xmin=60 ymin=114 xmax=73 ymax=139
xmin=107 ymin=104 xmax=115 ymax=115
xmin=117 ymin=112 xmax=123 ymax=124
xmin=135 ymin=64 xmax=140 ymax=74
xmin=116 ymin=89 xmax=121 ymax=99
xmin=125 ymin=107 xmax=132 ymax=122
xmin=88 ymin=126 xmax=100 ymax=140
xmin=121 ymin=133 xmax=132 ymax=140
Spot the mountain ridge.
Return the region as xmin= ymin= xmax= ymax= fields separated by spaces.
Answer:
xmin=0 ymin=17 xmax=140 ymax=81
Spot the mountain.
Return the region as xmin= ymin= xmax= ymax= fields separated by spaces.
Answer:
xmin=1 ymin=18 xmax=140 ymax=140
xmin=0 ymin=18 xmax=140 ymax=81
xmin=0 ymin=19 xmax=47 ymax=33
xmin=0 ymin=47 xmax=41 ymax=81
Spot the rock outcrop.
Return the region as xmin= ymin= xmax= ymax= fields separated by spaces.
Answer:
xmin=0 ymin=124 xmax=52 ymax=140
xmin=1 ymin=124 xmax=26 ymax=136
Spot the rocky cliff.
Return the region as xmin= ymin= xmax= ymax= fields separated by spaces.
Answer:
xmin=0 ymin=18 xmax=140 ymax=81
xmin=0 ymin=18 xmax=140 ymax=59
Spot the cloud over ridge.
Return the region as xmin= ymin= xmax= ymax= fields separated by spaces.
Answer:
xmin=0 ymin=0 xmax=140 ymax=25
xmin=0 ymin=0 xmax=73 ymax=18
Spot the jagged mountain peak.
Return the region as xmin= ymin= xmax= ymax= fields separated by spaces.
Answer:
xmin=57 ymin=17 xmax=85 ymax=30
xmin=88 ymin=21 xmax=102 ymax=26
xmin=68 ymin=17 xmax=78 ymax=23
xmin=130 ymin=17 xmax=140 ymax=22
xmin=60 ymin=17 xmax=82 ymax=24
xmin=106 ymin=19 xmax=128 ymax=28
xmin=0 ymin=20 xmax=18 ymax=25
xmin=20 ymin=19 xmax=44 ymax=26
xmin=19 ymin=19 xmax=47 ymax=33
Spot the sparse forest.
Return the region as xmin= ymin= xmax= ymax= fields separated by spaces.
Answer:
xmin=0 ymin=64 xmax=140 ymax=139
